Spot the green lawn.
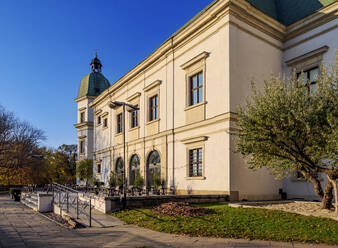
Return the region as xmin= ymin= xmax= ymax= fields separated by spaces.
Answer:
xmin=112 ymin=203 xmax=338 ymax=244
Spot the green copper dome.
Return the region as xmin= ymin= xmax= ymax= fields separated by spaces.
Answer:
xmin=76 ymin=54 xmax=110 ymax=99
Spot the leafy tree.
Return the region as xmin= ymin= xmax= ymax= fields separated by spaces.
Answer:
xmin=0 ymin=105 xmax=46 ymax=185
xmin=44 ymin=144 xmax=77 ymax=185
xmin=234 ymin=66 xmax=337 ymax=212
xmin=76 ymin=159 xmax=93 ymax=186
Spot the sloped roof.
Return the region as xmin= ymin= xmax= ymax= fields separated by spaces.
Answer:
xmin=247 ymin=0 xmax=336 ymax=26
xmin=77 ymin=72 xmax=110 ymax=99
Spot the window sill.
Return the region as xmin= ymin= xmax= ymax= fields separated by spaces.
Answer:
xmin=102 ymin=126 xmax=108 ymax=130
xmin=185 ymin=101 xmax=206 ymax=111
xmin=185 ymin=176 xmax=206 ymax=180
xmin=146 ymin=118 xmax=160 ymax=125
xmin=129 ymin=126 xmax=140 ymax=132
xmin=115 ymin=132 xmax=123 ymax=137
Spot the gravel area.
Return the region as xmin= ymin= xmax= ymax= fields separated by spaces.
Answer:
xmin=229 ymin=201 xmax=337 ymax=220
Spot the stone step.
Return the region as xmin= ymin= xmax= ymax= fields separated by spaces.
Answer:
xmin=30 ymin=194 xmax=38 ymax=200
xmin=21 ymin=199 xmax=38 ymax=211
xmin=24 ymin=197 xmax=38 ymax=205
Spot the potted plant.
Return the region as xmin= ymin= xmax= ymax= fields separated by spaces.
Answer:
xmin=109 ymin=172 xmax=117 ymax=188
xmin=117 ymin=174 xmax=124 ymax=193
xmin=152 ymin=173 xmax=161 ymax=195
xmin=134 ymin=172 xmax=144 ymax=195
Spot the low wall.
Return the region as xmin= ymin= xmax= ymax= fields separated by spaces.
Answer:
xmin=38 ymin=193 xmax=53 ymax=212
xmin=104 ymin=194 xmax=229 ymax=213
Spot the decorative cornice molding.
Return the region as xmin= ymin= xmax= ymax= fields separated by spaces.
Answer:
xmin=144 ymin=80 xmax=161 ymax=92
xmin=74 ymin=122 xmax=93 ymax=129
xmin=126 ymin=92 xmax=141 ymax=102
xmin=101 ymin=111 xmax=109 ymax=117
xmin=285 ymin=46 xmax=328 ymax=66
xmin=180 ymin=51 xmax=209 ymax=70
xmin=79 ymin=107 xmax=86 ymax=111
xmin=181 ymin=136 xmax=208 ymax=144
xmin=88 ymin=0 xmax=337 ymax=108
xmin=94 ymin=109 xmax=103 ymax=115
xmin=285 ymin=1 xmax=338 ymax=40
xmin=75 ymin=95 xmax=96 ymax=103
xmin=78 ymin=135 xmax=87 ymax=139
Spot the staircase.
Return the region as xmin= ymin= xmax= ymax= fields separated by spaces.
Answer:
xmin=21 ymin=192 xmax=38 ymax=211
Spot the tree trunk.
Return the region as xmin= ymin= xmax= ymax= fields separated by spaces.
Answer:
xmin=322 ymin=181 xmax=334 ymax=209
xmin=327 ymin=176 xmax=338 ymax=214
xmin=300 ymin=170 xmax=324 ymax=198
xmin=299 ymin=170 xmax=334 ymax=210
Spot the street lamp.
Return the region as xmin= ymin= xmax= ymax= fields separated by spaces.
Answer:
xmin=109 ymin=101 xmax=139 ymax=209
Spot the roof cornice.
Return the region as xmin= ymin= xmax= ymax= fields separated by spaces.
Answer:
xmin=285 ymin=1 xmax=338 ymax=41
xmin=89 ymin=0 xmax=337 ymax=108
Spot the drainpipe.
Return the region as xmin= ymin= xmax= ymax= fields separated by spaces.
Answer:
xmin=171 ymin=37 xmax=175 ymax=190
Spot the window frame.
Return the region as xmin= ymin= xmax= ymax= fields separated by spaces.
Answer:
xmin=130 ymin=108 xmax=138 ymax=129
xmin=79 ymin=140 xmax=85 ymax=154
xmin=97 ymin=163 xmax=101 ymax=174
xmin=149 ymin=94 xmax=158 ymax=122
xmin=103 ymin=118 xmax=108 ymax=128
xmin=116 ymin=113 xmax=123 ymax=133
xmin=189 ymin=71 xmax=203 ymax=106
xmin=80 ymin=112 xmax=85 ymax=123
xmin=296 ymin=66 xmax=319 ymax=93
xmin=97 ymin=116 xmax=101 ymax=126
xmin=188 ymin=148 xmax=203 ymax=177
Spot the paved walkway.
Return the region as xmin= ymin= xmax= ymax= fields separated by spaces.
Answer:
xmin=0 ymin=195 xmax=335 ymax=248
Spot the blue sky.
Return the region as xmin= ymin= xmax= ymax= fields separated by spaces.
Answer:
xmin=0 ymin=0 xmax=212 ymax=148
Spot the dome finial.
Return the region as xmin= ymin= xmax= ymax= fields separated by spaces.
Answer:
xmin=90 ymin=50 xmax=102 ymax=72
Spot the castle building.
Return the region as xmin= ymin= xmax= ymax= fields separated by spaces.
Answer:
xmin=75 ymin=0 xmax=337 ymax=200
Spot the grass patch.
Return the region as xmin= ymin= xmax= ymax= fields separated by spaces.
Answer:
xmin=112 ymin=203 xmax=338 ymax=244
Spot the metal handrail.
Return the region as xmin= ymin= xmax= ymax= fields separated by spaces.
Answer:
xmin=51 ymin=183 xmax=93 ymax=227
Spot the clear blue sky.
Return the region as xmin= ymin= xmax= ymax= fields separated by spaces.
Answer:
xmin=0 ymin=0 xmax=212 ymax=148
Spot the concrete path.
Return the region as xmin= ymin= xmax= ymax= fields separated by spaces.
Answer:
xmin=0 ymin=195 xmax=335 ymax=248
xmin=54 ymin=191 xmax=123 ymax=228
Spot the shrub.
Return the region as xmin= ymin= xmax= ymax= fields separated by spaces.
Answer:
xmin=109 ymin=171 xmax=116 ymax=188
xmin=134 ymin=172 xmax=144 ymax=188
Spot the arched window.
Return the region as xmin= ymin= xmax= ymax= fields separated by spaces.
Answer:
xmin=129 ymin=155 xmax=140 ymax=185
xmin=147 ymin=151 xmax=161 ymax=187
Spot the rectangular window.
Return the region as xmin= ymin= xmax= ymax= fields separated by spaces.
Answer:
xmin=97 ymin=163 xmax=101 ymax=173
xmin=97 ymin=116 xmax=101 ymax=125
xmin=296 ymin=67 xmax=319 ymax=93
xmin=117 ymin=113 xmax=123 ymax=133
xmin=130 ymin=109 xmax=138 ymax=128
xmin=189 ymin=148 xmax=203 ymax=177
xmin=80 ymin=140 xmax=85 ymax=153
xmin=149 ymin=95 xmax=158 ymax=121
xmin=103 ymin=118 xmax=108 ymax=128
xmin=189 ymin=72 xmax=203 ymax=106
xmin=80 ymin=112 xmax=85 ymax=123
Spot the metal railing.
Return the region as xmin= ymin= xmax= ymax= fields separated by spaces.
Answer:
xmin=51 ymin=183 xmax=93 ymax=227
xmin=72 ymin=184 xmax=176 ymax=198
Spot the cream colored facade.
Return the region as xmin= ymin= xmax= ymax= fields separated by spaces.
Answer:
xmin=76 ymin=0 xmax=338 ymax=200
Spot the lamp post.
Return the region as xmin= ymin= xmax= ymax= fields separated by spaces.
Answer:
xmin=109 ymin=101 xmax=139 ymax=209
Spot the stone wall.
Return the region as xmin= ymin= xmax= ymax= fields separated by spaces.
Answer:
xmin=104 ymin=194 xmax=229 ymax=213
